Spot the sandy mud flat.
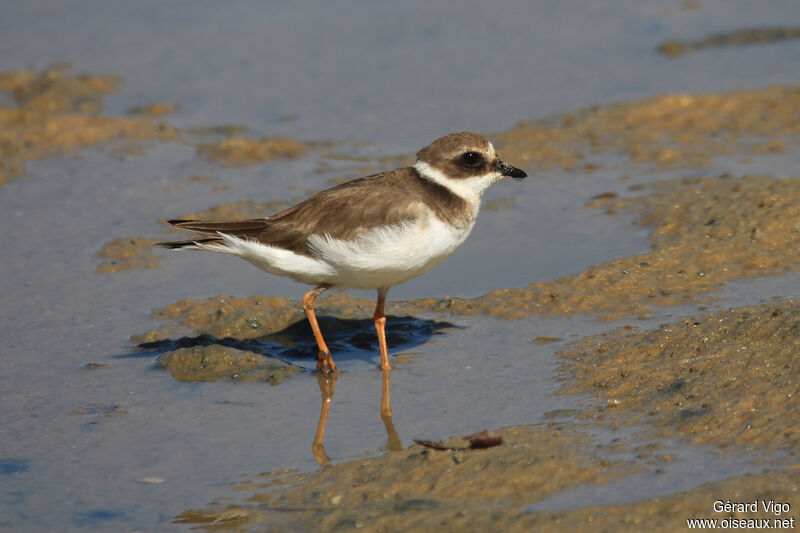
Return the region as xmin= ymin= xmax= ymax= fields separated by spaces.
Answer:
xmin=2 ymin=10 xmax=800 ymax=528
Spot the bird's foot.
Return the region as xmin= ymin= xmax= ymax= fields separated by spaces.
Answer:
xmin=316 ymin=350 xmax=338 ymax=374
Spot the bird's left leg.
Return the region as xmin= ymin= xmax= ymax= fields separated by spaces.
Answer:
xmin=374 ymin=287 xmax=391 ymax=371
xmin=302 ymin=284 xmax=336 ymax=373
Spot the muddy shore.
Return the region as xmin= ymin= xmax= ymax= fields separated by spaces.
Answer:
xmin=132 ymin=82 xmax=799 ymax=529
xmin=3 ymin=64 xmax=799 ymax=530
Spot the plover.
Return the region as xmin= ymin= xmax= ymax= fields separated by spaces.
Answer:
xmin=158 ymin=132 xmax=526 ymax=373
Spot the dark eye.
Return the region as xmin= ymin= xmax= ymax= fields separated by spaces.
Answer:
xmin=461 ymin=151 xmax=482 ymax=167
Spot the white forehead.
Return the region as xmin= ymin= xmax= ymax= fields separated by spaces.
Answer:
xmin=486 ymin=141 xmax=496 ymax=161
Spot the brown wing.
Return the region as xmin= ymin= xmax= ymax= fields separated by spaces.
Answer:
xmin=157 ymin=168 xmax=450 ymax=255
xmin=251 ymin=169 xmax=428 ymax=254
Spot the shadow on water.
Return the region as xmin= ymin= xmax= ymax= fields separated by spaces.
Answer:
xmin=127 ymin=315 xmax=458 ymax=367
xmin=125 ymin=316 xmax=453 ymax=464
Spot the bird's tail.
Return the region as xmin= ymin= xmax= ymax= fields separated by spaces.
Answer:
xmin=155 ymin=218 xmax=270 ymax=250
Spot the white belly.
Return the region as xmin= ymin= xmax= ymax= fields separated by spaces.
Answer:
xmin=211 ymin=213 xmax=475 ymax=289
xmin=307 ymin=214 xmax=475 ymax=288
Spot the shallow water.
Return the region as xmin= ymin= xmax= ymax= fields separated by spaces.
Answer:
xmin=2 ymin=1 xmax=800 ymax=531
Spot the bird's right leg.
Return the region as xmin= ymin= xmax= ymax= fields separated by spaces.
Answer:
xmin=302 ymin=285 xmax=337 ymax=373
xmin=374 ymin=287 xmax=391 ymax=371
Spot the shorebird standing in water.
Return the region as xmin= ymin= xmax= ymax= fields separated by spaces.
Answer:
xmin=159 ymin=132 xmax=526 ymax=373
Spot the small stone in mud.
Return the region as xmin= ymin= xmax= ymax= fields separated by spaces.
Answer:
xmin=660 ymin=378 xmax=686 ymax=395
xmin=155 ymin=345 xmax=302 ymax=384
xmin=187 ymin=124 xmax=248 ymax=137
xmin=392 ymin=499 xmax=441 ymax=512
xmin=542 ymin=409 xmax=581 ymax=420
xmin=414 ymin=430 xmax=503 ymax=451
xmin=391 ymin=352 xmax=423 ymax=365
xmin=69 ymin=403 xmax=127 ymax=417
xmin=591 ymin=192 xmax=617 ymax=200
xmin=532 ymin=336 xmax=561 ymax=344
xmin=83 ymin=363 xmax=110 ymax=370
xmin=130 ymin=329 xmax=170 ymax=345
xmin=127 ymin=102 xmax=179 ymax=117
xmin=672 ymin=406 xmax=711 ymax=425
xmin=465 ymin=430 xmax=503 ymax=449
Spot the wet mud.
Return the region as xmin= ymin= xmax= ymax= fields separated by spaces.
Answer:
xmin=657 ymin=26 xmax=800 ymax=58
xmin=133 ymin=294 xmax=455 ymax=378
xmin=140 ymin=79 xmax=800 ymax=529
xmin=6 ymin=63 xmax=799 ymax=529
xmin=141 ymin=293 xmax=800 ymax=530
xmin=0 ymin=65 xmax=310 ymax=188
xmin=94 ymin=237 xmax=160 ymax=273
xmin=559 ymin=300 xmax=800 ymax=452
xmin=175 ymin=465 xmax=799 ymax=532
xmin=0 ymin=65 xmax=179 ymax=186
xmin=494 ymin=84 xmax=800 ymax=173
xmin=196 ymin=136 xmax=307 ymax=166
xmin=1 ymin=63 xmax=119 ymax=113
xmin=167 ymin=299 xmax=800 ymax=531
xmin=522 ymin=466 xmax=800 ymax=533
xmin=136 ymin=294 xmax=374 ymax=343
xmin=173 ymin=423 xmax=639 ymax=532
xmin=401 ymin=173 xmax=800 ymax=319
xmin=155 ymin=345 xmax=302 ymax=385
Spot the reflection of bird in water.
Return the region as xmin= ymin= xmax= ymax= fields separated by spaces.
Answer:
xmin=313 ymin=371 xmax=402 ymax=465
xmin=380 ymin=370 xmax=403 ymax=453
xmin=312 ymin=373 xmax=337 ymax=465
xmin=158 ymin=132 xmax=526 ymax=373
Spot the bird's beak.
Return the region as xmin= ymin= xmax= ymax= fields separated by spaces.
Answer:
xmin=496 ymin=160 xmax=527 ymax=180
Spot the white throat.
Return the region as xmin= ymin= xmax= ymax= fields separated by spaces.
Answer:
xmin=414 ymin=160 xmax=500 ymax=211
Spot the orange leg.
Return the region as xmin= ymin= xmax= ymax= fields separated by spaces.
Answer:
xmin=302 ymin=285 xmax=337 ymax=373
xmin=380 ymin=368 xmax=402 ymax=451
xmin=374 ymin=287 xmax=391 ymax=371
xmin=312 ymin=372 xmax=337 ymax=464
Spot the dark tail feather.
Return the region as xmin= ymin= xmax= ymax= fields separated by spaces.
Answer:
xmin=155 ymin=237 xmax=223 ymax=249
xmin=157 ymin=218 xmax=270 ymax=249
xmin=167 ymin=218 xmax=269 ymax=235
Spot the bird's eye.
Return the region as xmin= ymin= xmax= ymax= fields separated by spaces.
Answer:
xmin=461 ymin=151 xmax=482 ymax=167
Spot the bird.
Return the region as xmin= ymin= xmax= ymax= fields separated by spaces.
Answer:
xmin=158 ymin=132 xmax=526 ymax=373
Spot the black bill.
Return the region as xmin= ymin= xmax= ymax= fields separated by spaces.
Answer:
xmin=497 ymin=160 xmax=527 ymax=180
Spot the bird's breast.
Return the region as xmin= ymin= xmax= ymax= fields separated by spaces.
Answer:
xmin=305 ymin=214 xmax=474 ymax=288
